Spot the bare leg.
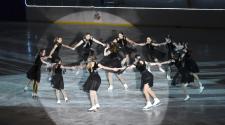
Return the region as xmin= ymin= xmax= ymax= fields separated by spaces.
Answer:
xmin=147 ymin=87 xmax=157 ymax=99
xmin=154 ymin=58 xmax=165 ymax=73
xmin=146 ymin=84 xmax=160 ymax=106
xmin=115 ymin=74 xmax=128 ymax=90
xmin=89 ymin=90 xmax=97 ymax=111
xmin=24 ymin=80 xmax=32 ymax=91
xmin=192 ymin=73 xmax=203 ymax=87
xmin=94 ymin=91 xmax=100 ymax=108
xmin=56 ymin=89 xmax=61 ymax=103
xmin=192 ymin=73 xmax=204 ymax=93
xmin=107 ymin=72 xmax=113 ymax=90
xmin=181 ymin=83 xmax=190 ymax=101
xmin=60 ymin=89 xmax=68 ymax=102
xmin=143 ymin=85 xmax=151 ymax=102
xmin=32 ymin=81 xmax=39 ymax=97
xmin=142 ymin=84 xmax=153 ymax=109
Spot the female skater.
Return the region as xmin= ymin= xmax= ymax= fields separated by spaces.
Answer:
xmin=167 ymin=43 xmax=204 ymax=101
xmin=26 ymin=49 xmax=49 ymax=98
xmin=72 ymin=33 xmax=106 ymax=63
xmin=182 ymin=43 xmax=204 ymax=95
xmin=128 ymin=55 xmax=160 ymax=110
xmin=47 ymin=36 xmax=73 ymax=82
xmin=112 ymin=32 xmax=137 ymax=66
xmin=51 ymin=59 xmax=75 ymax=104
xmin=136 ymin=36 xmax=166 ymax=73
xmin=100 ymin=42 xmax=128 ymax=91
xmin=160 ymin=35 xmax=180 ymax=80
xmin=83 ymin=56 xmax=124 ymax=112
xmin=48 ymin=36 xmax=73 ymax=62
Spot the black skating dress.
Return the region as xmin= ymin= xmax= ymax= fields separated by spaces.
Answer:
xmin=78 ymin=38 xmax=94 ymax=62
xmin=26 ymin=54 xmax=43 ymax=82
xmin=116 ymin=37 xmax=136 ymax=58
xmin=184 ymin=50 xmax=199 ymax=73
xmin=144 ymin=42 xmax=165 ymax=62
xmin=52 ymin=64 xmax=64 ymax=90
xmin=135 ymin=60 xmax=154 ymax=90
xmin=166 ymin=42 xmax=176 ymax=60
xmin=100 ymin=44 xmax=122 ymax=68
xmin=83 ymin=63 xmax=101 ymax=92
xmin=51 ymin=42 xmax=62 ymax=63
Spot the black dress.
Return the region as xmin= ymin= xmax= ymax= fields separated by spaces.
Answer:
xmin=83 ymin=63 xmax=101 ymax=92
xmin=116 ymin=37 xmax=136 ymax=58
xmin=144 ymin=43 xmax=165 ymax=62
xmin=135 ymin=61 xmax=154 ymax=90
xmin=184 ymin=50 xmax=199 ymax=73
xmin=26 ymin=55 xmax=43 ymax=82
xmin=177 ymin=59 xmax=194 ymax=84
xmin=52 ymin=64 xmax=64 ymax=90
xmin=171 ymin=58 xmax=182 ymax=86
xmin=78 ymin=38 xmax=94 ymax=62
xmin=51 ymin=42 xmax=62 ymax=63
xmin=166 ymin=42 xmax=176 ymax=59
xmin=100 ymin=46 xmax=122 ymax=68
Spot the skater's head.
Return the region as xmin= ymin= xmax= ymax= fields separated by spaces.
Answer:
xmin=39 ymin=49 xmax=46 ymax=57
xmin=87 ymin=56 xmax=96 ymax=71
xmin=54 ymin=36 xmax=63 ymax=43
xmin=134 ymin=54 xmax=142 ymax=62
xmin=84 ymin=33 xmax=92 ymax=40
xmin=146 ymin=37 xmax=152 ymax=43
xmin=55 ymin=58 xmax=62 ymax=65
xmin=118 ymin=32 xmax=124 ymax=39
xmin=165 ymin=35 xmax=172 ymax=43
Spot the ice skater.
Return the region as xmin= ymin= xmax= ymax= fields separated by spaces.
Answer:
xmin=135 ymin=36 xmax=166 ymax=73
xmin=71 ymin=33 xmax=106 ymax=63
xmin=25 ymin=49 xmax=49 ymax=98
xmin=127 ymin=55 xmax=160 ymax=110
xmin=83 ymin=56 xmax=125 ymax=112
xmin=51 ymin=59 xmax=75 ymax=104
xmin=47 ymin=36 xmax=73 ymax=83
xmin=100 ymin=42 xmax=128 ymax=91
xmin=112 ymin=32 xmax=137 ymax=66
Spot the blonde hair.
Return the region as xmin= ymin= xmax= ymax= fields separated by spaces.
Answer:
xmin=86 ymin=56 xmax=96 ymax=72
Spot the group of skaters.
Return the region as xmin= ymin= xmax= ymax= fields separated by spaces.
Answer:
xmin=24 ymin=32 xmax=204 ymax=111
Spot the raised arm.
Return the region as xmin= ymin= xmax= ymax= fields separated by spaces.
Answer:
xmin=92 ymin=38 xmax=106 ymax=47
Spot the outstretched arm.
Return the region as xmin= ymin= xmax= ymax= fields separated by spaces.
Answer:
xmin=98 ymin=64 xmax=125 ymax=72
xmin=72 ymin=40 xmax=84 ymax=50
xmin=152 ymin=42 xmax=162 ymax=47
xmin=145 ymin=61 xmax=160 ymax=66
xmin=126 ymin=37 xmax=136 ymax=45
xmin=126 ymin=64 xmax=136 ymax=70
xmin=92 ymin=38 xmax=106 ymax=47
xmin=40 ymin=57 xmax=50 ymax=65
xmin=135 ymin=42 xmax=146 ymax=46
xmin=62 ymin=44 xmax=74 ymax=50
xmin=159 ymin=60 xmax=174 ymax=65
